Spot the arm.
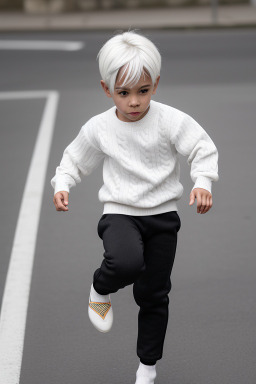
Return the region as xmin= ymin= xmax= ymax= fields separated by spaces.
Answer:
xmin=51 ymin=120 xmax=104 ymax=211
xmin=170 ymin=111 xmax=219 ymax=214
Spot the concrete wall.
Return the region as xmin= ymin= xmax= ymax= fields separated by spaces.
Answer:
xmin=0 ymin=0 xmax=22 ymax=9
xmin=0 ymin=0 xmax=250 ymax=12
xmin=24 ymin=0 xmax=75 ymax=13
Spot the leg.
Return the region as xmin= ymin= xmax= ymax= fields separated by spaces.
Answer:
xmin=93 ymin=214 xmax=145 ymax=295
xmin=133 ymin=211 xmax=180 ymax=365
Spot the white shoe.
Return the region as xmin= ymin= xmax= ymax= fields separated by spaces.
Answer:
xmin=88 ymin=285 xmax=113 ymax=333
xmin=135 ymin=363 xmax=157 ymax=384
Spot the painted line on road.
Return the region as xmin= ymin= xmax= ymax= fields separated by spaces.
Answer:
xmin=0 ymin=40 xmax=84 ymax=51
xmin=0 ymin=90 xmax=59 ymax=384
xmin=0 ymin=91 xmax=50 ymax=100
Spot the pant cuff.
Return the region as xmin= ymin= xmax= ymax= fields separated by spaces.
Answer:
xmin=140 ymin=358 xmax=157 ymax=366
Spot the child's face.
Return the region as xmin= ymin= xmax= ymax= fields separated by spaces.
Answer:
xmin=101 ymin=69 xmax=160 ymax=123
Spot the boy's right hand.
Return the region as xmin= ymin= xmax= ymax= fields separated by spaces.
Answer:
xmin=53 ymin=191 xmax=69 ymax=212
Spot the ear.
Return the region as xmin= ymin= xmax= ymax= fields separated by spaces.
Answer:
xmin=152 ymin=76 xmax=160 ymax=95
xmin=101 ymin=80 xmax=112 ymax=98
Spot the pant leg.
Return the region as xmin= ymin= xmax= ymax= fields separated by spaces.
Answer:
xmin=133 ymin=211 xmax=181 ymax=365
xmin=93 ymin=214 xmax=146 ymax=295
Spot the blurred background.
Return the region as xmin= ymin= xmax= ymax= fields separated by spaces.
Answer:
xmin=0 ymin=0 xmax=256 ymax=30
xmin=0 ymin=0 xmax=255 ymax=13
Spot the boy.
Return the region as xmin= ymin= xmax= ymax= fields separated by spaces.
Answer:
xmin=51 ymin=31 xmax=218 ymax=384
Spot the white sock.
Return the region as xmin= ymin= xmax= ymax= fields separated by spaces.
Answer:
xmin=90 ymin=283 xmax=110 ymax=303
xmin=135 ymin=362 xmax=157 ymax=384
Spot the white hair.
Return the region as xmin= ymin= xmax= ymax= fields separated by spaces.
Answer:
xmin=97 ymin=31 xmax=161 ymax=94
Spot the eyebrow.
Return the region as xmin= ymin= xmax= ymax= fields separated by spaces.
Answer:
xmin=115 ymin=84 xmax=151 ymax=90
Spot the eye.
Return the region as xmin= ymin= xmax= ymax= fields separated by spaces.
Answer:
xmin=140 ymin=89 xmax=149 ymax=94
xmin=119 ymin=91 xmax=128 ymax=96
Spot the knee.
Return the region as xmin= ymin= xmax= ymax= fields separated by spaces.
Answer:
xmin=112 ymin=247 xmax=145 ymax=284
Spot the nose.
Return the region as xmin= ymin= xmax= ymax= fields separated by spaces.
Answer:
xmin=129 ymin=96 xmax=140 ymax=108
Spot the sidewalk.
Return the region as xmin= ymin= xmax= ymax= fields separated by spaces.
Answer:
xmin=0 ymin=4 xmax=256 ymax=31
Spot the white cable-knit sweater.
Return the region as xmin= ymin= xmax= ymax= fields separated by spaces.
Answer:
xmin=51 ymin=100 xmax=219 ymax=216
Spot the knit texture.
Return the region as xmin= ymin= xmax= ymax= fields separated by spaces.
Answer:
xmin=51 ymin=100 xmax=219 ymax=216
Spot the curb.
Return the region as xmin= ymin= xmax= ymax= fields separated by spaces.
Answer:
xmin=0 ymin=5 xmax=256 ymax=32
xmin=1 ymin=26 xmax=256 ymax=33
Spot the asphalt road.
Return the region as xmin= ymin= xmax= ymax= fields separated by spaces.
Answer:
xmin=0 ymin=30 xmax=256 ymax=384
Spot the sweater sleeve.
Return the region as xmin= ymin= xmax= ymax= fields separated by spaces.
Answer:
xmin=50 ymin=119 xmax=105 ymax=195
xmin=169 ymin=111 xmax=219 ymax=193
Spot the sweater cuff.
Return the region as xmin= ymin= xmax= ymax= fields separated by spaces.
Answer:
xmin=53 ymin=181 xmax=70 ymax=196
xmin=192 ymin=176 xmax=212 ymax=194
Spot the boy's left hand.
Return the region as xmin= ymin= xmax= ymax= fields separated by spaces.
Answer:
xmin=189 ymin=188 xmax=212 ymax=214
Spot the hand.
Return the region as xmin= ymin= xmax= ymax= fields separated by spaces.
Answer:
xmin=53 ymin=191 xmax=69 ymax=212
xmin=189 ymin=188 xmax=212 ymax=214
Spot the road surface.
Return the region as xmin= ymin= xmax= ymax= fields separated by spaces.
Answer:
xmin=0 ymin=30 xmax=256 ymax=384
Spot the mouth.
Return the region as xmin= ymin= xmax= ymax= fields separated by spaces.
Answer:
xmin=129 ymin=112 xmax=141 ymax=116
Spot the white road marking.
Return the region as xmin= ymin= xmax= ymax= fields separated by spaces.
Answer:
xmin=0 ymin=91 xmax=59 ymax=384
xmin=0 ymin=91 xmax=50 ymax=100
xmin=0 ymin=40 xmax=84 ymax=51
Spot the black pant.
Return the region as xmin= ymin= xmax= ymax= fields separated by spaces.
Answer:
xmin=93 ymin=211 xmax=181 ymax=365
